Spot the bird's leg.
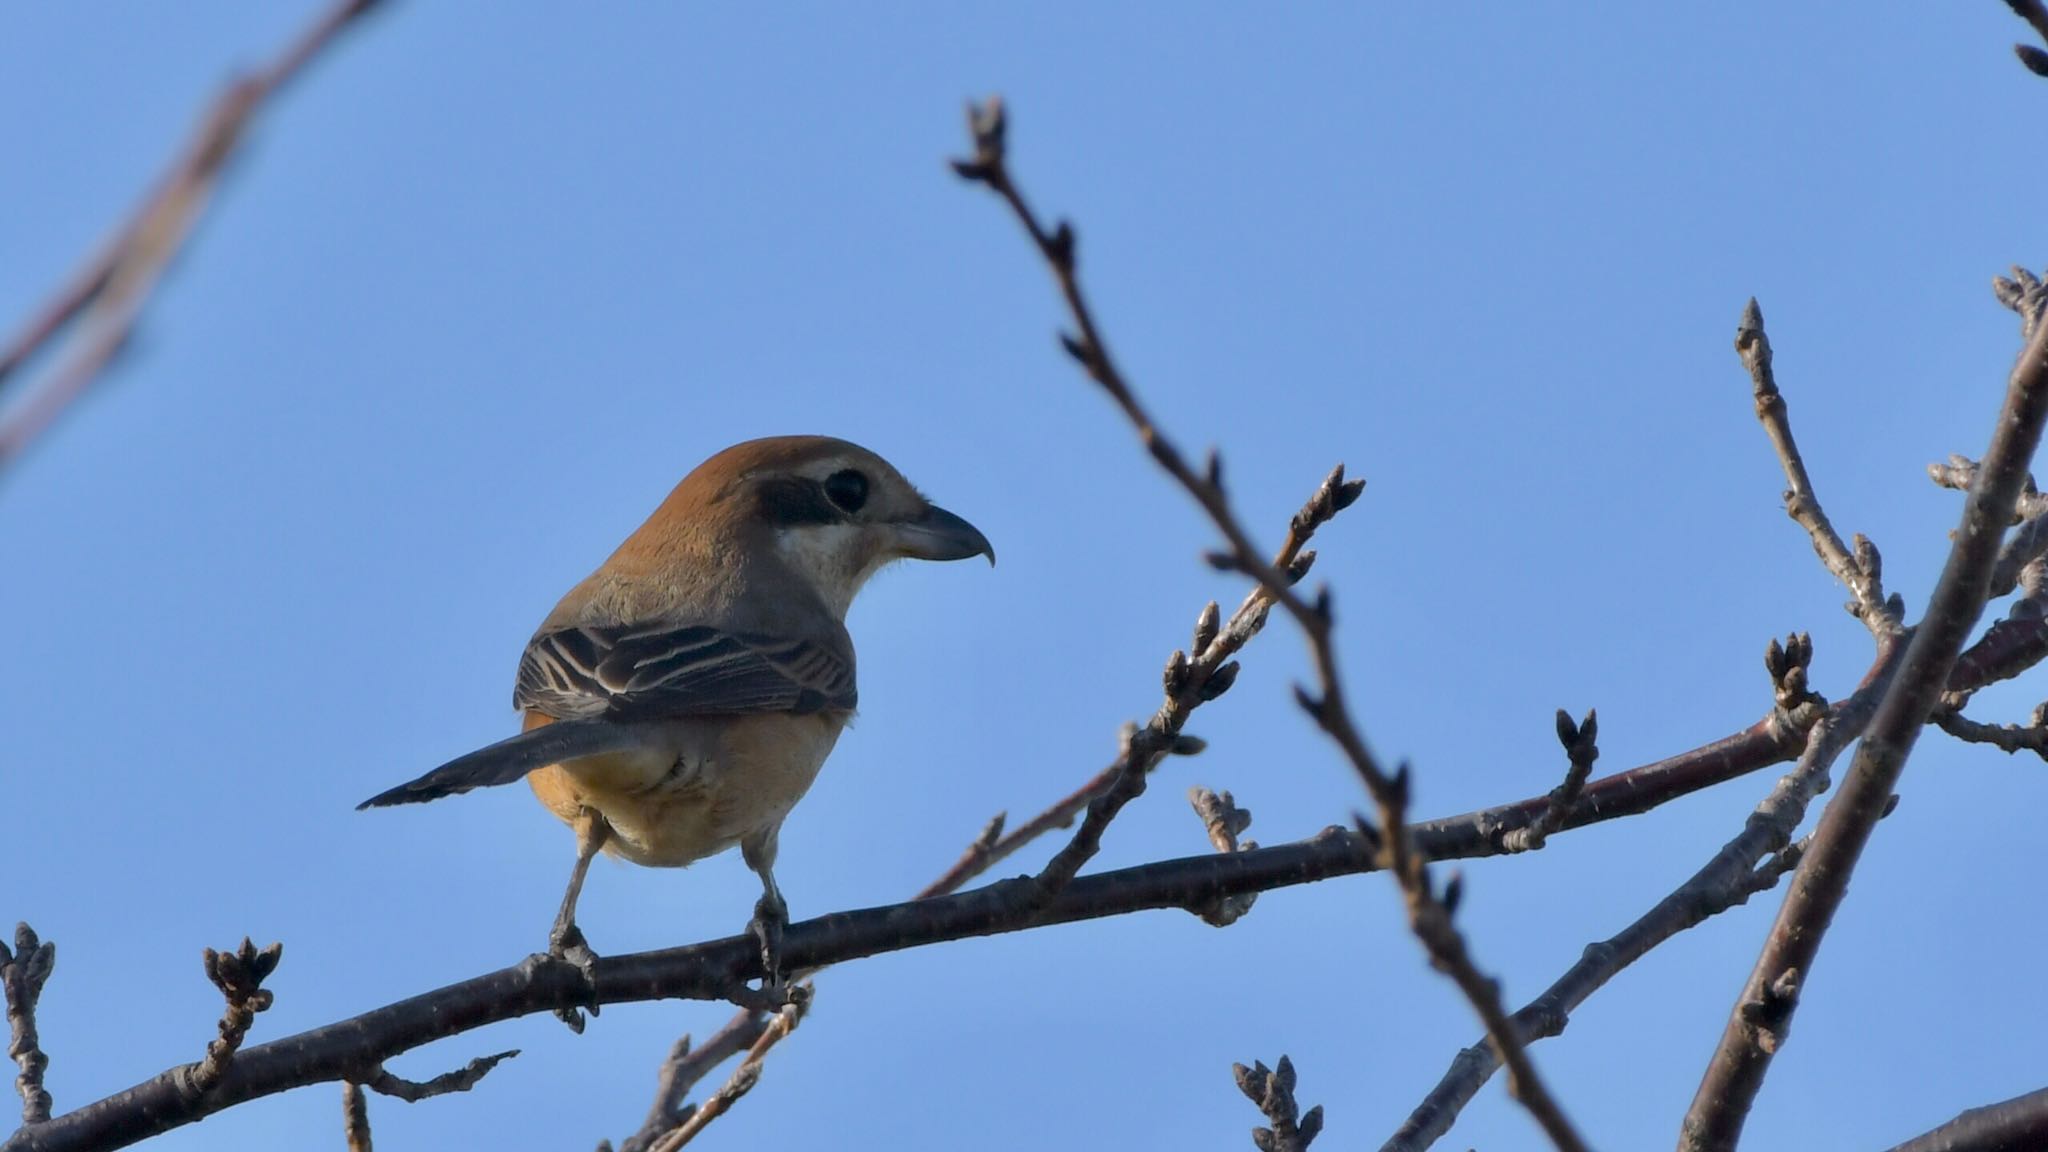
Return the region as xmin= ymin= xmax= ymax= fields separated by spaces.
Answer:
xmin=740 ymin=826 xmax=792 ymax=1000
xmin=544 ymin=807 xmax=608 ymax=1032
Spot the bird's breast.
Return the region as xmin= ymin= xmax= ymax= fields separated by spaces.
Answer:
xmin=527 ymin=711 xmax=847 ymax=868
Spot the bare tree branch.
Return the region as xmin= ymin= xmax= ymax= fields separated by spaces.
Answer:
xmin=359 ymin=1050 xmax=518 ymax=1103
xmin=8 ymin=715 xmax=1845 ymax=1152
xmin=1681 ymin=273 xmax=2048 ymax=1152
xmin=182 ymin=940 xmax=281 ymax=1096
xmin=1932 ymin=702 xmax=2048 ymax=759
xmin=1188 ymin=786 xmax=1259 ymax=926
xmin=1739 ymin=298 xmax=1903 ymax=634
xmin=341 ymin=1081 xmax=370 ymax=1152
xmin=1233 ymin=1056 xmax=1323 ymax=1152
xmin=649 ymin=1001 xmax=804 ymax=1151
xmin=0 ymin=0 xmax=383 ymax=476
xmin=1382 ymin=652 xmax=1895 ymax=1152
xmin=952 ymin=94 xmax=1589 ymax=1152
xmin=1499 ymin=710 xmax=1599 ymax=853
xmin=1 ymin=927 xmax=55 ymax=1128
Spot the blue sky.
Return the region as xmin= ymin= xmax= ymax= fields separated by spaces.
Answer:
xmin=5 ymin=4 xmax=2046 ymax=1149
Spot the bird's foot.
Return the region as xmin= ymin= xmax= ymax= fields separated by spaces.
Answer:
xmin=749 ymin=894 xmax=791 ymax=1002
xmin=533 ymin=922 xmax=602 ymax=1033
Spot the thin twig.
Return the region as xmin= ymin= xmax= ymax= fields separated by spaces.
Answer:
xmin=341 ymin=1081 xmax=370 ymax=1152
xmin=1 ymin=926 xmax=55 ymax=1127
xmin=954 ymin=95 xmax=1589 ymax=1152
xmin=1188 ymin=787 xmax=1259 ymax=926
xmin=0 ymin=0 xmax=383 ymax=475
xmin=1933 ymin=702 xmax=2048 ymax=759
xmin=358 ymin=1050 xmax=518 ymax=1103
xmin=1929 ymin=454 xmax=2048 ymax=596
xmin=611 ymin=1035 xmax=701 ymax=1152
xmin=1499 ymin=710 xmax=1599 ymax=853
xmin=1029 ymin=466 xmax=1354 ymax=897
xmin=647 ymin=1000 xmax=804 ymax=1152
xmin=1740 ymin=298 xmax=1901 ymax=633
xmin=1682 ymin=271 xmax=2048 ymax=1151
xmin=1233 ymin=1057 xmax=1323 ymax=1152
xmin=180 ymin=939 xmax=281 ymax=1097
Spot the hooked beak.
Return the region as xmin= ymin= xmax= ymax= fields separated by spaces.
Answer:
xmin=892 ymin=503 xmax=995 ymax=565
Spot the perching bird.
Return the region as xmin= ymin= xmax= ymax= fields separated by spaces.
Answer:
xmin=359 ymin=435 xmax=992 ymax=993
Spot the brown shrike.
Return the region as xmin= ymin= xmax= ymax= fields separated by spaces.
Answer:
xmin=360 ymin=436 xmax=992 ymax=989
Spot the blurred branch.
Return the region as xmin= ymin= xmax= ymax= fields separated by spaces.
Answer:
xmin=953 ymin=94 xmax=1587 ymax=1152
xmin=0 ymin=0 xmax=383 ymax=477
xmin=2001 ymin=0 xmax=2048 ymax=76
xmin=1188 ymin=787 xmax=1259 ymax=926
xmin=1682 ymin=271 xmax=2048 ymax=1152
xmin=648 ymin=1001 xmax=803 ymax=1151
xmin=341 ymin=1082 xmax=370 ymax=1152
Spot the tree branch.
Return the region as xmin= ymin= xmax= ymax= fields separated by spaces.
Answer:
xmin=1 ymin=927 xmax=55 ymax=1128
xmin=1740 ymin=298 xmax=1902 ymax=634
xmin=1681 ymin=272 xmax=2048 ymax=1151
xmin=954 ymin=94 xmax=1591 ymax=1151
xmin=0 ymin=0 xmax=383 ymax=476
xmin=1381 ymin=646 xmax=1895 ymax=1152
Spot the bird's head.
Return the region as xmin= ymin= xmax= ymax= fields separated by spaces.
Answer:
xmin=663 ymin=435 xmax=994 ymax=619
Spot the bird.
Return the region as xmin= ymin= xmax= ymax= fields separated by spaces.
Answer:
xmin=359 ymin=435 xmax=992 ymax=1001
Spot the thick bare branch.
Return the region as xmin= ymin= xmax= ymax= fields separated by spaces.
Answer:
xmin=1682 ymin=273 xmax=2048 ymax=1151
xmin=6 ymin=717 xmax=1836 ymax=1152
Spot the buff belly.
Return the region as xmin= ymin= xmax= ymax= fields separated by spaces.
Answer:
xmin=524 ymin=710 xmax=844 ymax=867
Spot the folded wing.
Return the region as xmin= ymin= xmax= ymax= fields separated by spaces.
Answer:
xmin=515 ymin=622 xmax=857 ymax=721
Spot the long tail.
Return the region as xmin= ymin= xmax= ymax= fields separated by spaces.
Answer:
xmin=357 ymin=720 xmax=644 ymax=809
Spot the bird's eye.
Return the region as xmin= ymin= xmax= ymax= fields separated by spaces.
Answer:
xmin=823 ymin=469 xmax=868 ymax=513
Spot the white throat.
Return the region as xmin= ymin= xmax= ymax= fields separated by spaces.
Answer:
xmin=775 ymin=524 xmax=886 ymax=619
